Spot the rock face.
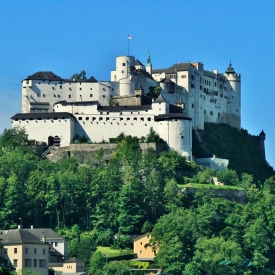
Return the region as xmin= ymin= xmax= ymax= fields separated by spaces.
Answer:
xmin=182 ymin=187 xmax=247 ymax=204
xmin=43 ymin=142 xmax=169 ymax=164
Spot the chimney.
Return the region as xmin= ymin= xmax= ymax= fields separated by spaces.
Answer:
xmin=42 ymin=235 xmax=46 ymax=243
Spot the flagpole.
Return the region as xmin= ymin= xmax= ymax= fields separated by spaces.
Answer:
xmin=128 ymin=38 xmax=129 ymax=56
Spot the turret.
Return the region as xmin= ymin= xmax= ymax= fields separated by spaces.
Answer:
xmin=259 ymin=130 xmax=266 ymax=161
xmin=224 ymin=61 xmax=241 ymax=129
xmin=146 ymin=51 xmax=152 ymax=75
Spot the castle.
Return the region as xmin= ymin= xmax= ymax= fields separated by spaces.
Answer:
xmin=11 ymin=54 xmax=241 ymax=160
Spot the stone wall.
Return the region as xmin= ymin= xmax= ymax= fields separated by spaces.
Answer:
xmin=45 ymin=142 xmax=169 ymax=164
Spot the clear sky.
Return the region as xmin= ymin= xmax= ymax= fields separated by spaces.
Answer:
xmin=0 ymin=0 xmax=274 ymax=168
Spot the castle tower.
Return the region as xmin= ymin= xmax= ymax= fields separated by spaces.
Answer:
xmin=146 ymin=51 xmax=152 ymax=75
xmin=259 ymin=130 xmax=266 ymax=161
xmin=224 ymin=61 xmax=241 ymax=129
xmin=114 ymin=56 xmax=136 ymax=96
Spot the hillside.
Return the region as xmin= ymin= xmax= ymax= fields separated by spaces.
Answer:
xmin=193 ymin=123 xmax=274 ymax=183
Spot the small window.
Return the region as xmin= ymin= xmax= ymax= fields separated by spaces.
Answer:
xmin=34 ymin=248 xmax=37 ymax=254
xmin=103 ymin=88 xmax=106 ymax=91
xmin=99 ymin=117 xmax=103 ymax=121
xmin=78 ymin=117 xmax=82 ymax=120
xmin=69 ymin=95 xmax=71 ymax=98
xmin=120 ymin=118 xmax=123 ymax=121
xmin=43 ymin=94 xmax=46 ymax=97
xmin=210 ymin=111 xmax=213 ymax=115
xmin=90 ymin=94 xmax=93 ymax=97
xmin=140 ymin=242 xmax=142 ymax=245
xmin=102 ymin=95 xmax=106 ymax=98
xmin=148 ymin=118 xmax=151 ymax=121
xmin=90 ymin=88 xmax=93 ymax=90
xmin=218 ymin=112 xmax=220 ymax=117
xmin=25 ymin=247 xmax=28 ymax=254
xmin=122 ymin=63 xmax=126 ymax=66
xmin=13 ymin=259 xmax=18 ymax=267
xmin=204 ymin=110 xmax=206 ymax=114
xmin=43 ymin=249 xmax=46 ymax=255
xmin=79 ymin=88 xmax=82 ymax=90
xmin=25 ymin=259 xmax=31 ymax=267
xmin=55 ymin=242 xmax=58 ymax=247
xmin=92 ymin=117 xmax=96 ymax=121
xmin=140 ymin=118 xmax=144 ymax=121
xmin=86 ymin=117 xmax=89 ymax=121
xmin=122 ymin=70 xmax=124 ymax=73
xmin=39 ymin=259 xmax=46 ymax=268
xmin=60 ymin=85 xmax=62 ymax=89
xmin=134 ymin=117 xmax=137 ymax=121
xmin=34 ymin=259 xmax=37 ymax=267
xmin=192 ymin=103 xmax=194 ymax=108
xmin=4 ymin=249 xmax=7 ymax=254
xmin=127 ymin=117 xmax=130 ymax=121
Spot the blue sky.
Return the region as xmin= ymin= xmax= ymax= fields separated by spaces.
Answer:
xmin=0 ymin=1 xmax=274 ymax=169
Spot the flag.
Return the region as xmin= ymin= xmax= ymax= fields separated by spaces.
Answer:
xmin=128 ymin=34 xmax=132 ymax=39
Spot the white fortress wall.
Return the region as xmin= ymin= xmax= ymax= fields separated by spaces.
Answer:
xmin=12 ymin=116 xmax=74 ymax=147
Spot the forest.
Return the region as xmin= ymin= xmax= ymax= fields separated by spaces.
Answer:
xmin=0 ymin=126 xmax=275 ymax=275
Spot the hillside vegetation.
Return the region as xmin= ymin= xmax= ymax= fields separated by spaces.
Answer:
xmin=1 ymin=127 xmax=275 ymax=274
xmin=193 ymin=123 xmax=274 ymax=183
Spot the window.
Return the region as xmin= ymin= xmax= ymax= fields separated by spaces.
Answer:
xmin=79 ymin=88 xmax=82 ymax=90
xmin=181 ymin=75 xmax=186 ymax=78
xmin=120 ymin=118 xmax=123 ymax=121
xmin=60 ymin=85 xmax=62 ymax=89
xmin=122 ymin=63 xmax=126 ymax=66
xmin=210 ymin=111 xmax=213 ymax=115
xmin=4 ymin=249 xmax=7 ymax=254
xmin=69 ymin=95 xmax=71 ymax=98
xmin=34 ymin=248 xmax=37 ymax=254
xmin=25 ymin=248 xmax=28 ymax=254
xmin=39 ymin=259 xmax=46 ymax=268
xmin=34 ymin=259 xmax=37 ymax=267
xmin=78 ymin=117 xmax=82 ymax=121
xmin=140 ymin=118 xmax=144 ymax=121
xmin=102 ymin=95 xmax=106 ymax=98
xmin=204 ymin=110 xmax=206 ymax=114
xmin=86 ymin=117 xmax=89 ymax=121
xmin=25 ymin=259 xmax=31 ymax=267
xmin=147 ymin=118 xmax=151 ymax=121
xmin=55 ymin=242 xmax=58 ymax=247
xmin=13 ymin=260 xmax=18 ymax=267
xmin=140 ymin=242 xmax=142 ymax=245
xmin=43 ymin=249 xmax=46 ymax=255
xmin=122 ymin=70 xmax=124 ymax=73
xmin=192 ymin=103 xmax=194 ymax=108
xmin=90 ymin=94 xmax=93 ymax=97
xmin=127 ymin=118 xmax=130 ymax=121
xmin=218 ymin=112 xmax=220 ymax=117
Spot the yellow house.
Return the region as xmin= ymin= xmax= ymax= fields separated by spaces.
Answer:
xmin=133 ymin=233 xmax=158 ymax=260
xmin=50 ymin=257 xmax=87 ymax=275
xmin=1 ymin=229 xmax=49 ymax=275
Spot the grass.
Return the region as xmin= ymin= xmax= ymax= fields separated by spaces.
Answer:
xmin=178 ymin=183 xmax=245 ymax=191
xmin=97 ymin=246 xmax=133 ymax=257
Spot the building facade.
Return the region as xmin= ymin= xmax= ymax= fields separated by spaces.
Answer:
xmin=11 ymin=54 xmax=241 ymax=159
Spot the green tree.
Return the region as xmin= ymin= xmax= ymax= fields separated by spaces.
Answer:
xmin=89 ymin=251 xmax=105 ymax=275
xmin=103 ymin=261 xmax=130 ymax=275
xmin=71 ymin=70 xmax=87 ymax=80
